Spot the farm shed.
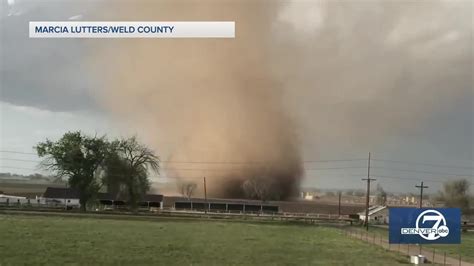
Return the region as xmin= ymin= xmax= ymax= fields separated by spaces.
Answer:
xmin=358 ymin=205 xmax=388 ymax=224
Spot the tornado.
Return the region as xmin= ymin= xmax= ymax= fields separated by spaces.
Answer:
xmin=94 ymin=1 xmax=303 ymax=200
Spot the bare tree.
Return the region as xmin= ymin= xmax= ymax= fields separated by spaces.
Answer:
xmin=242 ymin=176 xmax=271 ymax=201
xmin=180 ymin=182 xmax=197 ymax=199
xmin=375 ymin=184 xmax=387 ymax=206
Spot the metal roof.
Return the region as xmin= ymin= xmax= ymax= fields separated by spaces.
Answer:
xmin=358 ymin=205 xmax=387 ymax=216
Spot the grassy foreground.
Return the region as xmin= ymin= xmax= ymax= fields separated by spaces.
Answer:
xmin=350 ymin=226 xmax=474 ymax=263
xmin=0 ymin=214 xmax=408 ymax=265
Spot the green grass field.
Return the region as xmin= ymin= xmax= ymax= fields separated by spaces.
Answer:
xmin=350 ymin=225 xmax=474 ymax=263
xmin=0 ymin=215 xmax=409 ymax=265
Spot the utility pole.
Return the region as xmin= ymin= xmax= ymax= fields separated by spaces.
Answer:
xmin=415 ymin=181 xmax=428 ymax=208
xmin=64 ymin=179 xmax=68 ymax=211
xmin=338 ymin=191 xmax=342 ymax=217
xmin=203 ymin=176 xmax=208 ymax=213
xmin=416 ymin=181 xmax=428 ymax=255
xmin=362 ymin=152 xmax=376 ymax=231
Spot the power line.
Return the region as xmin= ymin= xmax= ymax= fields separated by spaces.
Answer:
xmin=0 ymin=164 xmax=366 ymax=172
xmin=345 ymin=174 xmax=446 ymax=183
xmin=165 ymin=158 xmax=367 ymax=164
xmin=4 ymin=156 xmax=473 ymax=176
xmin=0 ymin=150 xmax=37 ymax=155
xmin=0 ymin=158 xmax=40 ymax=163
xmin=1 ymin=149 xmax=473 ymax=179
xmin=372 ymin=158 xmax=474 ymax=170
xmin=305 ymin=166 xmax=366 ymax=171
xmin=0 ymin=166 xmax=39 ymax=171
xmin=0 ymin=150 xmax=366 ymax=165
xmin=369 ymin=174 xmax=446 ymax=183
xmin=1 ymin=163 xmax=472 ymax=181
xmin=303 ymin=159 xmax=367 ymax=163
xmin=0 ymin=165 xmax=459 ymax=184
xmin=371 ymin=166 xmax=474 ymax=178
xmin=2 ymin=149 xmax=473 ymax=169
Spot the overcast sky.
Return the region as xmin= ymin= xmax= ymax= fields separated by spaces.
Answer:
xmin=0 ymin=0 xmax=473 ymax=193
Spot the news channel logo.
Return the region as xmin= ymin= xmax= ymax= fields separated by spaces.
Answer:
xmin=389 ymin=208 xmax=461 ymax=244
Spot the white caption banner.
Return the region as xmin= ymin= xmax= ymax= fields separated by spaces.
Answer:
xmin=29 ymin=21 xmax=235 ymax=38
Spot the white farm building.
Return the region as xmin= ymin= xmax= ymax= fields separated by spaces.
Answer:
xmin=358 ymin=205 xmax=388 ymax=224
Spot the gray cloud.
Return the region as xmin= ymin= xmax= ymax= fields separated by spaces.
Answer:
xmin=0 ymin=0 xmax=99 ymax=111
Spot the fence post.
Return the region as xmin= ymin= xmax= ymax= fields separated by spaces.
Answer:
xmin=373 ymin=234 xmax=375 ymax=244
xmin=432 ymin=248 xmax=435 ymax=264
xmin=398 ymin=243 xmax=400 ymax=252
xmin=407 ymin=244 xmax=410 ymax=255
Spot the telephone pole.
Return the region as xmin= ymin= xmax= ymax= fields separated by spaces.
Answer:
xmin=415 ymin=181 xmax=428 ymax=255
xmin=203 ymin=176 xmax=208 ymax=213
xmin=338 ymin=191 xmax=342 ymax=217
xmin=415 ymin=181 xmax=428 ymax=208
xmin=362 ymin=152 xmax=376 ymax=231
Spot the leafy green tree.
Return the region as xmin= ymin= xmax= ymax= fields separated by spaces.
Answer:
xmin=437 ymin=179 xmax=471 ymax=215
xmin=102 ymin=151 xmax=128 ymax=199
xmin=104 ymin=137 xmax=159 ymax=210
xmin=36 ymin=131 xmax=111 ymax=211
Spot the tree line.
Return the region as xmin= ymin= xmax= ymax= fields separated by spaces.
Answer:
xmin=36 ymin=131 xmax=159 ymax=211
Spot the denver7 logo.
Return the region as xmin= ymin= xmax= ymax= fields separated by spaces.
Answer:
xmin=400 ymin=209 xmax=450 ymax=241
xmin=415 ymin=210 xmax=450 ymax=240
xmin=391 ymin=208 xmax=460 ymax=244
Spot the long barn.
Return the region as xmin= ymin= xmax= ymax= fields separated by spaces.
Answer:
xmin=43 ymin=187 xmax=163 ymax=209
xmin=163 ymin=196 xmax=365 ymax=215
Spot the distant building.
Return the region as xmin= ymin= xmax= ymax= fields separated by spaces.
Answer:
xmin=358 ymin=205 xmax=388 ymax=224
xmin=43 ymin=187 xmax=81 ymax=207
xmin=0 ymin=193 xmax=26 ymax=200
xmin=0 ymin=193 xmax=45 ymax=205
xmin=164 ymin=196 xmax=365 ymax=215
xmin=42 ymin=187 xmax=163 ymax=209
xmin=300 ymin=191 xmax=322 ymax=200
xmin=0 ymin=193 xmax=26 ymax=205
xmin=165 ymin=196 xmax=279 ymax=213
